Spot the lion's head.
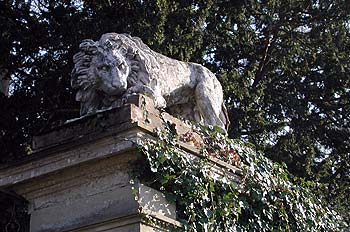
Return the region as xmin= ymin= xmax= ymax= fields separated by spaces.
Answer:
xmin=71 ymin=38 xmax=134 ymax=115
xmin=72 ymin=33 xmax=157 ymax=115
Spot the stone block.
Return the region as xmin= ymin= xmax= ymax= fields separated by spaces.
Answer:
xmin=11 ymin=150 xmax=177 ymax=232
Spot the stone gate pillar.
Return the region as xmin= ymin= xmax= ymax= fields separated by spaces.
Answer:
xmin=0 ymin=95 xmax=181 ymax=232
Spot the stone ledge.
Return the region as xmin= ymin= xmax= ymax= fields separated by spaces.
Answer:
xmin=0 ymin=131 xmax=140 ymax=188
xmin=69 ymin=213 xmax=181 ymax=232
xmin=31 ymin=94 xmax=193 ymax=153
xmin=0 ymin=94 xmax=241 ymax=189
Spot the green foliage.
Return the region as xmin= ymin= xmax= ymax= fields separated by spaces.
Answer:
xmin=138 ymin=122 xmax=347 ymax=231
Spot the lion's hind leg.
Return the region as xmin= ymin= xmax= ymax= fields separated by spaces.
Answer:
xmin=195 ymin=69 xmax=227 ymax=130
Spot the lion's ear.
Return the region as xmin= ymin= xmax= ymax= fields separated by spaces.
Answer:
xmin=79 ymin=39 xmax=97 ymax=51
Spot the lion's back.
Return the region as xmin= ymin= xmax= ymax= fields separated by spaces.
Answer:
xmin=100 ymin=33 xmax=207 ymax=95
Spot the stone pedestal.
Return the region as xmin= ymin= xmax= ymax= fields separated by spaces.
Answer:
xmin=0 ymin=95 xmax=240 ymax=232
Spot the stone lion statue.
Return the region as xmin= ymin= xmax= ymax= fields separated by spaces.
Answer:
xmin=71 ymin=33 xmax=229 ymax=130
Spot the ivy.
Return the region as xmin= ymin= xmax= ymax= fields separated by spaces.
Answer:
xmin=137 ymin=120 xmax=347 ymax=231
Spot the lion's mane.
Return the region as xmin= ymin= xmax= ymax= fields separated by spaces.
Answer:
xmin=71 ymin=34 xmax=161 ymax=113
xmin=72 ymin=34 xmax=156 ymax=114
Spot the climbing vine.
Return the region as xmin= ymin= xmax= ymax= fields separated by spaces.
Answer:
xmin=137 ymin=121 xmax=347 ymax=231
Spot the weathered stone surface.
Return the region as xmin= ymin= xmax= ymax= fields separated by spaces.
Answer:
xmin=71 ymin=33 xmax=230 ymax=130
